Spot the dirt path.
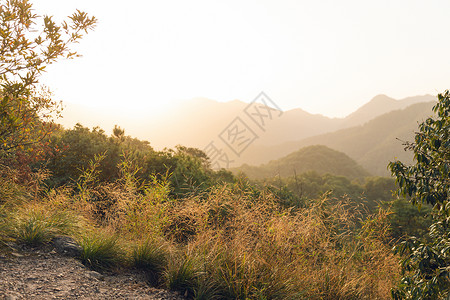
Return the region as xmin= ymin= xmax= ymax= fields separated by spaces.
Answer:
xmin=0 ymin=248 xmax=185 ymax=300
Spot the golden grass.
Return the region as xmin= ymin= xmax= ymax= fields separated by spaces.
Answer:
xmin=0 ymin=166 xmax=400 ymax=299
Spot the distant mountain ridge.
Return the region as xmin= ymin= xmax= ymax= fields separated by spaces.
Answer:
xmin=341 ymin=94 xmax=435 ymax=128
xmin=58 ymin=94 xmax=436 ymax=153
xmin=58 ymin=93 xmax=437 ymax=176
xmin=237 ymin=101 xmax=436 ymax=176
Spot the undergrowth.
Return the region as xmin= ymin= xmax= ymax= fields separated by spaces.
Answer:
xmin=0 ymin=158 xmax=401 ymax=299
xmin=79 ymin=230 xmax=124 ymax=271
xmin=12 ymin=207 xmax=79 ymax=245
xmin=132 ymin=239 xmax=169 ymax=285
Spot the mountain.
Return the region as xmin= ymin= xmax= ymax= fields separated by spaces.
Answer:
xmin=59 ymin=97 xmax=343 ymax=150
xmin=139 ymin=94 xmax=434 ymax=150
xmin=240 ymin=101 xmax=436 ymax=176
xmin=58 ymin=94 xmax=436 ymax=172
xmin=234 ymin=145 xmax=370 ymax=180
xmin=341 ymin=94 xmax=435 ymax=128
xmin=138 ymin=98 xmax=346 ymax=149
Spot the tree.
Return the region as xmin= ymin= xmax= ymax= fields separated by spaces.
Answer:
xmin=389 ymin=91 xmax=450 ymax=299
xmin=170 ymin=145 xmax=211 ymax=196
xmin=0 ymin=0 xmax=96 ymax=159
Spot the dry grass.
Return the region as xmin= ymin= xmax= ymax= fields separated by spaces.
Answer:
xmin=152 ymin=186 xmax=400 ymax=299
xmin=0 ymin=163 xmax=400 ymax=298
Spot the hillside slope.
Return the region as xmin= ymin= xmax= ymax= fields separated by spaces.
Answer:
xmin=242 ymin=101 xmax=436 ymax=176
xmin=234 ymin=145 xmax=370 ymax=180
xmin=341 ymin=94 xmax=434 ymax=128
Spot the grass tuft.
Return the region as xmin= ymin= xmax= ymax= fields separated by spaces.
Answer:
xmin=193 ymin=277 xmax=222 ymax=300
xmin=0 ymin=206 xmax=11 ymax=248
xmin=79 ymin=231 xmax=124 ymax=271
xmin=13 ymin=207 xmax=78 ymax=246
xmin=164 ymin=256 xmax=201 ymax=298
xmin=132 ymin=239 xmax=168 ymax=285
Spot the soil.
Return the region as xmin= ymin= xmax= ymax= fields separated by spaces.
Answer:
xmin=0 ymin=245 xmax=185 ymax=300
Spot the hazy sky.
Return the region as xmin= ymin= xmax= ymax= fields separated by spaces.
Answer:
xmin=38 ymin=0 xmax=450 ymax=118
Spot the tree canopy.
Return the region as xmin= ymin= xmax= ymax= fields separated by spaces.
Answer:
xmin=0 ymin=0 xmax=96 ymax=159
xmin=389 ymin=90 xmax=450 ymax=299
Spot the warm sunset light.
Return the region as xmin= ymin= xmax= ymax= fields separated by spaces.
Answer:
xmin=38 ymin=0 xmax=450 ymax=119
xmin=1 ymin=1 xmax=449 ymax=298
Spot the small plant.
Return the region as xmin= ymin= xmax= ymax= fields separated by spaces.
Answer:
xmin=164 ymin=256 xmax=201 ymax=298
xmin=13 ymin=207 xmax=78 ymax=246
xmin=132 ymin=240 xmax=168 ymax=285
xmin=193 ymin=277 xmax=222 ymax=300
xmin=79 ymin=231 xmax=124 ymax=271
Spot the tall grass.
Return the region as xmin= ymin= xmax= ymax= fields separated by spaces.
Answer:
xmin=67 ymin=170 xmax=399 ymax=298
xmin=0 ymin=166 xmax=81 ymax=247
xmin=0 ymin=158 xmax=400 ymax=299
xmin=1 ymin=197 xmax=81 ymax=246
xmin=156 ymin=186 xmax=399 ymax=299
xmin=0 ymin=204 xmax=11 ymax=248
xmin=164 ymin=255 xmax=201 ymax=298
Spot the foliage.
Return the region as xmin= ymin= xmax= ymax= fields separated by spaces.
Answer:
xmin=387 ymin=198 xmax=432 ymax=242
xmin=11 ymin=206 xmax=77 ymax=245
xmin=44 ymin=124 xmax=121 ymax=185
xmin=280 ymin=171 xmax=364 ymax=201
xmin=0 ymin=0 xmax=96 ymax=160
xmin=42 ymin=124 xmax=234 ymax=198
xmin=170 ymin=145 xmax=212 ymax=196
xmin=389 ymin=90 xmax=450 ymax=299
xmin=132 ymin=239 xmax=168 ymax=285
xmin=0 ymin=164 xmax=29 ymax=205
xmin=164 ymin=256 xmax=201 ymax=298
xmin=79 ymin=231 xmax=124 ymax=271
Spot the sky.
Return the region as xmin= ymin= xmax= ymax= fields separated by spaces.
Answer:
xmin=37 ymin=0 xmax=450 ymax=119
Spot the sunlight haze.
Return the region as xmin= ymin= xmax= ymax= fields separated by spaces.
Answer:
xmin=37 ymin=0 xmax=450 ymax=121
xmin=3 ymin=1 xmax=450 ymax=296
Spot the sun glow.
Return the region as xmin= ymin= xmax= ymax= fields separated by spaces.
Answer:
xmin=38 ymin=0 xmax=450 ymax=122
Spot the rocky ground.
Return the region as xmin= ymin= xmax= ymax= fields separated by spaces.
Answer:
xmin=0 ymin=242 xmax=185 ymax=300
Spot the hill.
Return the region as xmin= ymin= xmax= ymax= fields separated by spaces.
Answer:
xmin=240 ymin=101 xmax=436 ymax=176
xmin=234 ymin=145 xmax=370 ymax=180
xmin=58 ymin=94 xmax=435 ymax=152
xmin=341 ymin=94 xmax=434 ymax=128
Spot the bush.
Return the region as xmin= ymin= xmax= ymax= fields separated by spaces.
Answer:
xmin=389 ymin=91 xmax=450 ymax=299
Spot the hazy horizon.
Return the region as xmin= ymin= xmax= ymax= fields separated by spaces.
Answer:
xmin=36 ymin=0 xmax=450 ymax=122
xmin=57 ymin=92 xmax=436 ymax=152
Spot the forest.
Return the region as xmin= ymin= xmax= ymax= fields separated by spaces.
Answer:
xmin=0 ymin=1 xmax=449 ymax=299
